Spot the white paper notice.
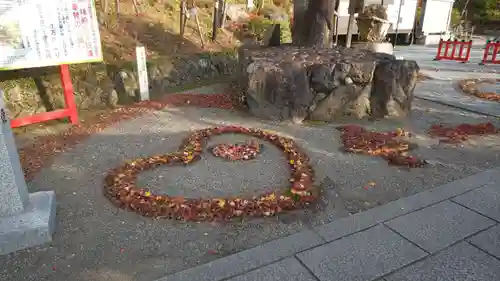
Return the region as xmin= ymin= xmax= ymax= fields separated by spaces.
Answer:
xmin=0 ymin=0 xmax=103 ymax=70
xmin=135 ymin=45 xmax=149 ymax=101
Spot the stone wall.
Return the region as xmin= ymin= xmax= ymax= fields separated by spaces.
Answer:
xmin=0 ymin=52 xmax=238 ymax=118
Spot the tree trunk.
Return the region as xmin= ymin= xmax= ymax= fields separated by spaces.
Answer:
xmin=326 ymin=0 xmax=339 ymax=47
xmin=292 ymin=0 xmax=308 ymax=45
xmin=292 ymin=0 xmax=333 ymax=47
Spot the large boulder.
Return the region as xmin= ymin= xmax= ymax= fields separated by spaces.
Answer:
xmin=238 ymin=45 xmax=418 ymax=123
xmin=246 ymin=60 xmax=313 ymax=123
xmin=370 ymin=60 xmax=419 ymax=118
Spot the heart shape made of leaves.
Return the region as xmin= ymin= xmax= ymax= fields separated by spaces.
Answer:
xmin=104 ymin=125 xmax=317 ymax=221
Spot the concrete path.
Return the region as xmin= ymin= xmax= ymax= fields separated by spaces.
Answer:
xmin=157 ymin=167 xmax=500 ymax=281
xmin=414 ymin=79 xmax=500 ymax=118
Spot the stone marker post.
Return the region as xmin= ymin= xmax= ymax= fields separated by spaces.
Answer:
xmin=0 ymin=90 xmax=57 ymax=255
xmin=135 ymin=45 xmax=150 ymax=101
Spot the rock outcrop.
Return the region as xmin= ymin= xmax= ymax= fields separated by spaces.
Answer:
xmin=238 ymin=45 xmax=419 ymax=123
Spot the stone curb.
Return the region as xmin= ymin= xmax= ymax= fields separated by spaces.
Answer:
xmin=155 ymin=167 xmax=500 ymax=281
xmin=419 ymin=67 xmax=499 ymax=74
xmin=414 ymin=96 xmax=500 ymax=119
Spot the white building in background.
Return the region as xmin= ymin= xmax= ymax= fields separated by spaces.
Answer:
xmin=415 ymin=0 xmax=456 ymax=45
xmin=331 ymin=0 xmax=455 ymax=45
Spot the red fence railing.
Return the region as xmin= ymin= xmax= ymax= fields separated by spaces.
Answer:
xmin=434 ymin=39 xmax=473 ymax=63
xmin=480 ymin=41 xmax=500 ymax=65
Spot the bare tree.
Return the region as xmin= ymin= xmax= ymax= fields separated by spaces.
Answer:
xmin=460 ymin=0 xmax=470 ymax=19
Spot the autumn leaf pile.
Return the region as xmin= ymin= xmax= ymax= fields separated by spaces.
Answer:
xmin=458 ymin=79 xmax=500 ymax=102
xmin=428 ymin=122 xmax=499 ymax=143
xmin=211 ymin=139 xmax=262 ymax=161
xmin=103 ymin=126 xmax=316 ymax=221
xmin=336 ymin=125 xmax=427 ymax=168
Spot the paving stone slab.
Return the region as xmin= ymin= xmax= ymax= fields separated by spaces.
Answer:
xmin=384 ymin=242 xmax=500 ymax=281
xmin=226 ymin=257 xmax=317 ymax=281
xmin=468 ymin=224 xmax=500 ymax=259
xmin=415 ymin=81 xmax=500 ymax=118
xmin=452 ymin=183 xmax=500 ymax=222
xmin=385 ymin=200 xmax=496 ymax=253
xmin=393 ymin=46 xmax=500 ymax=73
xmin=314 ymin=168 xmax=499 ymax=242
xmin=156 ymin=230 xmax=324 ymax=281
xmin=419 ymin=70 xmax=500 ymax=80
xmin=297 ymin=225 xmax=427 ymax=281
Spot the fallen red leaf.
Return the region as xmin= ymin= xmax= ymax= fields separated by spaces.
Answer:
xmin=335 ymin=125 xmax=426 ymax=168
xmin=428 ymin=122 xmax=499 ymax=143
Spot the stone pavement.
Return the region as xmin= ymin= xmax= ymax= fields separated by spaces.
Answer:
xmin=415 ymin=79 xmax=500 ymax=118
xmin=393 ymin=45 xmax=500 ymax=73
xmin=157 ymin=167 xmax=500 ymax=281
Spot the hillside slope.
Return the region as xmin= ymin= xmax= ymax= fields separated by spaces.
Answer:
xmin=96 ymin=0 xmax=237 ymax=63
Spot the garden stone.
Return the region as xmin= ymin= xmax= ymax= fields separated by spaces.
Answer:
xmin=310 ymin=64 xmax=335 ymax=94
xmin=239 ymin=45 xmax=414 ymax=122
xmin=308 ymin=86 xmax=352 ymax=121
xmin=246 ymin=60 xmax=314 ymax=123
xmin=333 ymin=60 xmax=377 ymax=85
xmin=370 ymin=59 xmax=419 ymax=118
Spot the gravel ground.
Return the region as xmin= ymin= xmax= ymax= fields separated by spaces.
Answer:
xmin=1 ymin=93 xmax=500 ymax=281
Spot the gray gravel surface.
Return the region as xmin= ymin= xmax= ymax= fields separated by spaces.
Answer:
xmin=1 ymin=94 xmax=500 ymax=281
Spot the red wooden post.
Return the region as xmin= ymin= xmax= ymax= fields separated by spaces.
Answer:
xmin=443 ymin=40 xmax=450 ymax=59
xmin=10 ymin=65 xmax=79 ymax=128
xmin=481 ymin=42 xmax=491 ymax=64
xmin=434 ymin=39 xmax=444 ymax=60
xmin=59 ymin=64 xmax=79 ymax=124
xmin=491 ymin=43 xmax=499 ymax=63
xmin=458 ymin=41 xmax=465 ymax=59
xmin=463 ymin=41 xmax=472 ymax=62
xmin=450 ymin=40 xmax=457 ymax=59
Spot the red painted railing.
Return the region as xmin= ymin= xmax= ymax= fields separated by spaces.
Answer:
xmin=10 ymin=65 xmax=79 ymax=128
xmin=480 ymin=41 xmax=500 ymax=65
xmin=434 ymin=39 xmax=473 ymax=63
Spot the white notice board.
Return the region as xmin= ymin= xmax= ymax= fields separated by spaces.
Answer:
xmin=0 ymin=0 xmax=103 ymax=70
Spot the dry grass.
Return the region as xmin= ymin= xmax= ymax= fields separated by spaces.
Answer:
xmin=96 ymin=0 xmax=238 ymax=63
